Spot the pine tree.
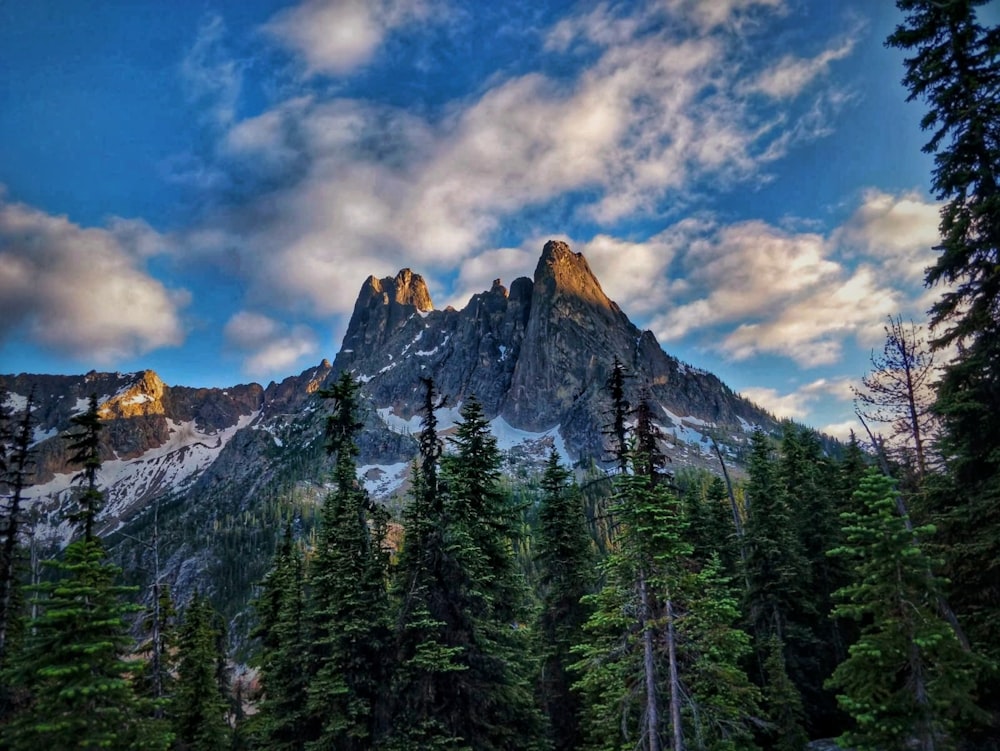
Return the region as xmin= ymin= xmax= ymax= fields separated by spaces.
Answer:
xmin=679 ymin=555 xmax=761 ymax=751
xmin=741 ymin=429 xmax=810 ymax=742
xmin=535 ymin=449 xmax=594 ymax=751
xmin=389 ymin=379 xmax=469 ymax=749
xmin=66 ymin=393 xmax=104 ymax=542
xmin=575 ymin=395 xmax=759 ymax=751
xmin=2 ymin=539 xmax=171 ymax=750
xmin=391 ymin=390 xmax=545 ymax=750
xmin=439 ymin=396 xmax=545 ymax=749
xmin=0 ymin=389 xmax=35 ymax=675
xmin=888 ymin=4 xmax=1000 ymax=735
xmin=173 ymin=592 xmax=232 ymax=751
xmin=251 ymin=525 xmax=309 ymax=751
xmin=306 ymin=371 xmax=391 ymax=750
xmin=827 ymin=469 xmax=982 ymax=751
xmin=778 ymin=424 xmax=844 ymax=733
xmin=759 ymin=636 xmax=807 ymax=751
xmin=2 ymin=396 xmax=170 ymax=750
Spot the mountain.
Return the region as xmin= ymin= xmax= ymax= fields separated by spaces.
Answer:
xmin=1 ymin=240 xmax=782 ymax=625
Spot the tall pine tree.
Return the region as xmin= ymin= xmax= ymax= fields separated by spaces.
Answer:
xmin=3 ymin=398 xmax=170 ymax=750
xmin=251 ymin=525 xmax=309 ymax=751
xmin=307 ymin=371 xmax=391 ymax=750
xmin=535 ymin=449 xmax=594 ymax=751
xmin=827 ymin=469 xmax=982 ymax=751
xmin=173 ymin=592 xmax=232 ymax=751
xmin=888 ymin=3 xmax=1000 ymax=736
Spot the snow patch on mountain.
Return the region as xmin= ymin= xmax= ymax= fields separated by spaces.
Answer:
xmin=377 ymin=403 xmax=467 ymax=435
xmin=4 ymin=391 xmax=28 ymax=411
xmin=488 ymin=416 xmax=570 ymax=464
xmin=359 ymin=462 xmax=409 ymax=498
xmin=660 ymin=405 xmax=713 ymax=454
xmin=24 ymin=410 xmax=261 ymax=546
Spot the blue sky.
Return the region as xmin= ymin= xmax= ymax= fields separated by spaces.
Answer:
xmin=0 ymin=0 xmax=982 ymax=438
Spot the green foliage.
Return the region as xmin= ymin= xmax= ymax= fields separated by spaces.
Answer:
xmin=535 ymin=449 xmax=595 ymax=751
xmin=306 ymin=371 xmax=392 ymax=750
xmin=2 ymin=540 xmax=171 ymax=751
xmin=888 ymin=4 xmax=1000 ymax=737
xmin=66 ymin=393 xmax=104 ymax=543
xmin=827 ymin=469 xmax=981 ymax=751
xmin=250 ymin=527 xmax=310 ymax=751
xmin=679 ymin=556 xmax=761 ymax=751
xmin=0 ymin=387 xmax=35 ymax=693
xmin=742 ymin=429 xmax=813 ymax=740
xmin=173 ymin=592 xmax=231 ymax=751
xmin=760 ymin=635 xmax=808 ymax=751
xmin=390 ymin=391 xmax=545 ymax=750
xmin=575 ymin=420 xmax=759 ymax=751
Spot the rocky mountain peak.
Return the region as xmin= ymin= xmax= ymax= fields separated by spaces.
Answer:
xmin=342 ymin=268 xmax=434 ymax=354
xmin=376 ymin=268 xmax=434 ymax=311
xmin=99 ymin=369 xmax=167 ymax=419
xmin=534 ymin=239 xmax=616 ymax=311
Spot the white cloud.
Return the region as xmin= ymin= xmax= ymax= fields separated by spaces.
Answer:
xmin=748 ymin=37 xmax=856 ymax=100
xmin=662 ymin=0 xmax=786 ymax=33
xmin=192 ymin=0 xmax=855 ymax=324
xmin=264 ymin=0 xmax=430 ymax=76
xmin=223 ymin=311 xmax=319 ymax=377
xmin=180 ymin=13 xmax=243 ymax=127
xmin=722 ymin=265 xmax=898 ymax=365
xmin=820 ymin=418 xmax=862 ymax=442
xmin=835 ymin=188 xmax=941 ymax=283
xmin=644 ymin=190 xmax=938 ymax=368
xmin=0 ymin=199 xmax=187 ymax=363
xmin=741 ymin=377 xmax=855 ymax=420
xmin=653 ymin=220 xmax=838 ymax=342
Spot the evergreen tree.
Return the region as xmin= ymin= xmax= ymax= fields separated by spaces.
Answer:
xmin=3 ymin=396 xmax=170 ymax=750
xmin=680 ymin=471 xmax=741 ymax=580
xmin=391 ymin=390 xmax=545 ymax=750
xmin=535 ymin=449 xmax=595 ymax=751
xmin=759 ymin=636 xmax=807 ymax=751
xmin=827 ymin=469 xmax=982 ymax=751
xmin=2 ymin=539 xmax=171 ymax=750
xmin=778 ymin=424 xmax=844 ymax=733
xmin=680 ymin=555 xmax=761 ymax=751
xmin=575 ymin=399 xmax=759 ymax=751
xmin=888 ymin=3 xmax=1000 ymax=735
xmin=307 ymin=371 xmax=391 ymax=750
xmin=741 ymin=429 xmax=810 ymax=742
xmin=0 ymin=389 xmax=35 ymax=676
xmin=173 ymin=593 xmax=231 ymax=751
xmin=439 ymin=396 xmax=545 ymax=749
xmin=251 ymin=526 xmax=309 ymax=751
xmin=389 ymin=379 xmax=468 ymax=749
xmin=66 ymin=393 xmax=104 ymax=542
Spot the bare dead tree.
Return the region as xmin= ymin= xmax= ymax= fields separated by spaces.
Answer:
xmin=853 ymin=315 xmax=939 ymax=482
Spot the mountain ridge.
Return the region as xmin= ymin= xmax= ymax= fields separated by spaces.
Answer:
xmin=1 ymin=239 xmax=792 ymax=623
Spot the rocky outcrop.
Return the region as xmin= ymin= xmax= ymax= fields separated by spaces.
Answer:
xmin=341 ymin=269 xmax=434 ymax=354
xmin=333 ymin=239 xmax=779 ymax=466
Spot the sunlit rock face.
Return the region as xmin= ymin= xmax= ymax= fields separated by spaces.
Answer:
xmin=334 ymin=239 xmax=777 ymax=466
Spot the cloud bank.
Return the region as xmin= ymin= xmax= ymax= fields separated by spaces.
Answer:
xmin=0 ymin=197 xmax=188 ymax=364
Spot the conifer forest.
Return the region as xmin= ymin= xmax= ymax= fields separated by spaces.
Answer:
xmin=1 ymin=2 xmax=999 ymax=749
